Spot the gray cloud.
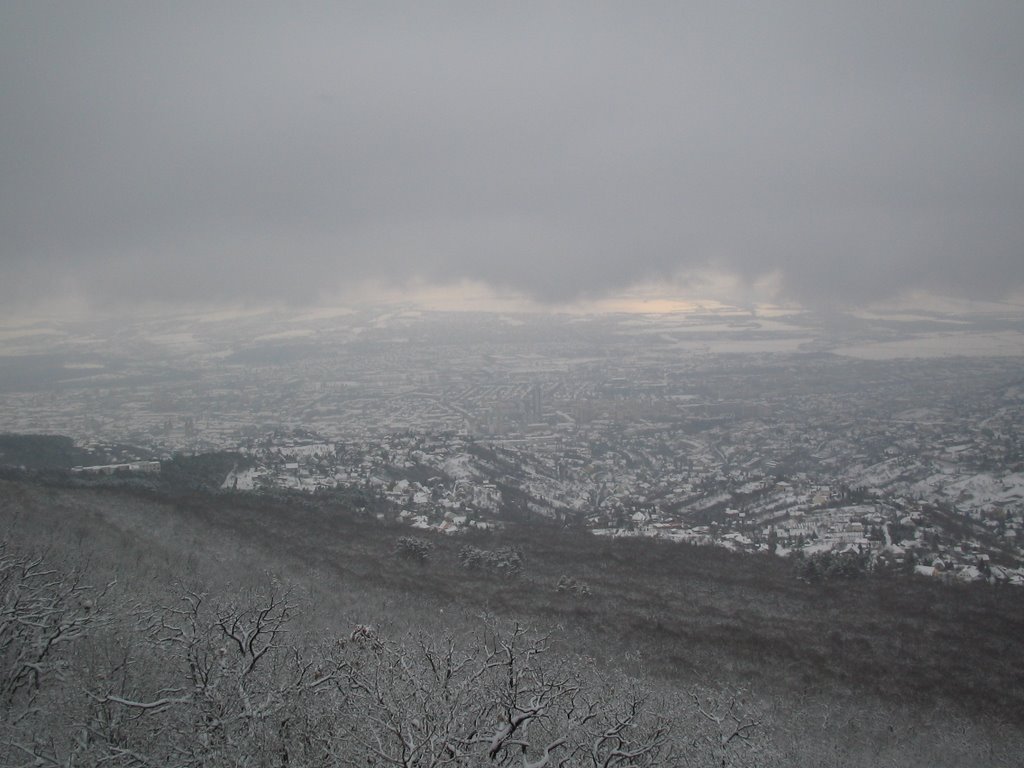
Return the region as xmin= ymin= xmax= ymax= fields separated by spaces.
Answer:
xmin=2 ymin=2 xmax=1023 ymax=313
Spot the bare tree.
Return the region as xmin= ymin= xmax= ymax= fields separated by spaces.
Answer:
xmin=336 ymin=620 xmax=679 ymax=767
xmin=0 ymin=541 xmax=112 ymax=766
xmin=0 ymin=542 xmax=108 ymax=716
xmin=687 ymin=688 xmax=767 ymax=768
xmin=0 ymin=550 xmax=768 ymax=768
xmin=6 ymin=579 xmax=344 ymax=768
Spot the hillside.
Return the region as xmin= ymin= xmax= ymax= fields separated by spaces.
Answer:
xmin=2 ymin=474 xmax=1023 ymax=765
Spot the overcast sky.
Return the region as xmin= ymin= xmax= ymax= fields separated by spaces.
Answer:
xmin=2 ymin=2 xmax=1023 ymax=317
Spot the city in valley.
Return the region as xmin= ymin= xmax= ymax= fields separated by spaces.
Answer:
xmin=2 ymin=303 xmax=1023 ymax=584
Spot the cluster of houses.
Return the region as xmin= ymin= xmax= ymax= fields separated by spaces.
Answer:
xmin=71 ymin=460 xmax=161 ymax=475
xmin=216 ymin=427 xmax=1023 ymax=585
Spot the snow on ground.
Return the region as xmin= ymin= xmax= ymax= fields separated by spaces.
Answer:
xmin=289 ymin=307 xmax=357 ymax=321
xmin=891 ymin=407 xmax=948 ymax=423
xmin=852 ymin=311 xmax=971 ymax=324
xmin=906 ymin=471 xmax=1024 ymax=510
xmin=940 ymin=472 xmax=1024 ymax=506
xmin=699 ymin=337 xmax=817 ymax=354
xmin=280 ymin=443 xmax=333 ymax=458
xmin=253 ymin=329 xmax=315 ymax=341
xmin=846 ymin=459 xmax=911 ymax=489
xmin=221 ymin=467 xmax=263 ymax=491
xmin=145 ymin=332 xmax=206 ymax=352
xmin=441 ymin=454 xmax=482 ymax=482
xmin=0 ymin=326 xmax=65 ymax=354
xmin=834 ymin=331 xmax=1024 ymax=359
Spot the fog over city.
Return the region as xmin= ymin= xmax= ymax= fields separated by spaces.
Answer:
xmin=3 ymin=2 xmax=1024 ymax=317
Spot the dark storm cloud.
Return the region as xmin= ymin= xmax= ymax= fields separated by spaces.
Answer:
xmin=2 ymin=2 xmax=1023 ymax=311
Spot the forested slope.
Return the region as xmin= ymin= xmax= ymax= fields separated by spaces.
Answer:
xmin=1 ymin=476 xmax=1022 ymax=766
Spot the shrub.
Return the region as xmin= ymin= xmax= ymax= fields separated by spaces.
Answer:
xmin=458 ymin=545 xmax=523 ymax=578
xmin=791 ymin=548 xmax=871 ymax=582
xmin=556 ymin=574 xmax=592 ymax=598
xmin=395 ymin=536 xmax=433 ymax=563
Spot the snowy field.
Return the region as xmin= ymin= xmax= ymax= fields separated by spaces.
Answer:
xmin=835 ymin=331 xmax=1024 ymax=359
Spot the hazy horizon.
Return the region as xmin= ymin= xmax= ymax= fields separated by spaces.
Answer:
xmin=3 ymin=2 xmax=1024 ymax=321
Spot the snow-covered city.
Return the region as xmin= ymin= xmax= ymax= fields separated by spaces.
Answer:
xmin=3 ymin=306 xmax=1022 ymax=585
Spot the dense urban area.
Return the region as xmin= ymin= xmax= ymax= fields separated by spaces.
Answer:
xmin=2 ymin=305 xmax=1023 ymax=584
